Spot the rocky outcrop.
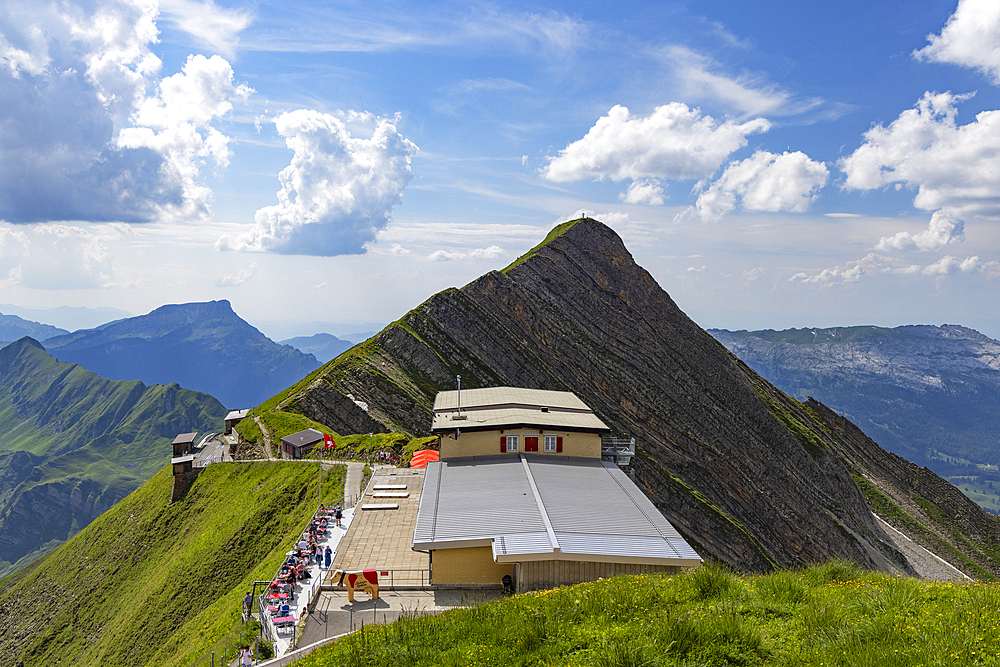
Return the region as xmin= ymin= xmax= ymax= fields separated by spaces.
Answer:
xmin=271 ymin=218 xmax=964 ymax=574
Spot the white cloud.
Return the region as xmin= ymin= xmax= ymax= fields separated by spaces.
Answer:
xmin=914 ymin=0 xmax=1000 ymax=84
xmin=216 ymin=262 xmax=257 ymax=286
xmin=620 ymin=179 xmax=665 ymax=205
xmin=118 ymin=54 xmax=252 ymax=220
xmin=789 ymin=252 xmax=986 ymax=285
xmin=876 ymin=210 xmax=966 ymax=251
xmin=217 ymin=109 xmax=418 ymax=256
xmin=682 ymin=150 xmax=828 ymax=222
xmin=922 ymin=255 xmax=982 ymax=275
xmin=542 ymin=103 xmax=770 ymax=183
xmin=429 ymin=245 xmax=504 ymax=262
xmin=0 ymin=0 xmax=248 ymax=224
xmin=840 ymin=91 xmax=1000 ymax=216
xmin=157 ymin=0 xmax=253 ymax=59
xmin=656 ymin=45 xmax=798 ymax=117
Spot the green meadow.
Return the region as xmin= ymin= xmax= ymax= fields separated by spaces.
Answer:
xmin=298 ymin=562 xmax=1000 ymax=667
xmin=0 ymin=460 xmax=343 ymax=667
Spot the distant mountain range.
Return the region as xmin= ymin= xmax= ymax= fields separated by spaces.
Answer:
xmin=0 ymin=312 xmax=68 ymax=342
xmin=710 ymin=325 xmax=1000 ymax=477
xmin=280 ymin=333 xmax=353 ymax=363
xmin=0 ymin=303 xmax=131 ymax=332
xmin=0 ymin=337 xmax=226 ymax=577
xmin=43 ymin=300 xmax=321 ymax=408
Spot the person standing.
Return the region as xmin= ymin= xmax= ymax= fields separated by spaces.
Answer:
xmin=239 ymin=645 xmax=253 ymax=666
xmin=324 ymin=545 xmax=332 ymax=569
xmin=243 ymin=590 xmax=253 ymax=618
xmin=335 ymin=505 xmax=343 ymax=528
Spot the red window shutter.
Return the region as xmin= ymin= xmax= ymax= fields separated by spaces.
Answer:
xmin=525 ymin=436 xmax=538 ymax=452
xmin=500 ymin=436 xmax=506 ymax=453
xmin=557 ymin=437 xmax=563 ymax=453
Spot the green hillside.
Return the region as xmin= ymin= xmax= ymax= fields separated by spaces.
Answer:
xmin=0 ymin=337 xmax=227 ymax=577
xmin=298 ymin=563 xmax=1000 ymax=667
xmin=0 ymin=460 xmax=343 ymax=667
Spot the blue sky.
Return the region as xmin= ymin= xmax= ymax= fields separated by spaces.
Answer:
xmin=3 ymin=0 xmax=1000 ymax=340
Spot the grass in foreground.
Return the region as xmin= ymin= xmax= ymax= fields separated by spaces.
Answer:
xmin=298 ymin=562 xmax=1000 ymax=667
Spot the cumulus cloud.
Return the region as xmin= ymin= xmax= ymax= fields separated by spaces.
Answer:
xmin=0 ymin=0 xmax=249 ymax=224
xmin=216 ymin=262 xmax=257 ymax=286
xmin=914 ymin=0 xmax=1000 ymax=84
xmin=119 ymin=54 xmax=252 ymax=220
xmin=840 ymin=91 xmax=1000 ymax=216
xmin=682 ymin=150 xmax=828 ymax=222
xmin=876 ymin=211 xmax=966 ymax=251
xmin=217 ymin=110 xmax=418 ymax=256
xmin=923 ymin=255 xmax=982 ymax=275
xmin=619 ymin=180 xmax=665 ymax=205
xmin=428 ymin=245 xmax=504 ymax=261
xmin=789 ymin=252 xmax=985 ymax=285
xmin=542 ymin=103 xmax=770 ymax=183
xmin=158 ymin=0 xmax=253 ymax=59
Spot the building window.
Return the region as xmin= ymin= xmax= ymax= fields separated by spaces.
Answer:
xmin=506 ymin=435 xmax=519 ymax=452
xmin=544 ymin=435 xmax=557 ymax=452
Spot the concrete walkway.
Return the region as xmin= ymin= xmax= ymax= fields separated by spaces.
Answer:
xmin=342 ymin=462 xmax=366 ymax=507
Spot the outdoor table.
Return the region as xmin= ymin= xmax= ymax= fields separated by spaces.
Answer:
xmin=266 ymin=593 xmax=288 ymax=600
xmin=273 ymin=615 xmax=296 ymax=628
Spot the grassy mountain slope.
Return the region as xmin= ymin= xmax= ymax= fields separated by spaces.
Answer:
xmin=0 ymin=460 xmax=343 ymax=667
xmin=43 ymin=300 xmax=320 ymax=408
xmin=298 ymin=563 xmax=1000 ymax=667
xmin=710 ymin=325 xmax=1000 ymax=475
xmin=245 ymin=217 xmax=997 ymax=577
xmin=0 ymin=337 xmax=226 ymax=577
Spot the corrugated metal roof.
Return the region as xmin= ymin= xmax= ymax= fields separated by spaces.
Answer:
xmin=412 ymin=454 xmax=701 ymax=566
xmin=434 ymin=387 xmax=591 ymax=412
xmin=171 ymin=433 xmax=197 ymax=445
xmin=225 ymin=409 xmax=250 ymax=421
xmin=412 ymin=457 xmax=546 ymax=547
xmin=432 ymin=406 xmax=608 ymax=433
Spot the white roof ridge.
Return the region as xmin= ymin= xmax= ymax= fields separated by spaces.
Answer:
xmin=520 ymin=454 xmax=560 ymax=553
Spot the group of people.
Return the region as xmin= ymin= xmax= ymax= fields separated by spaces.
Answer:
xmin=319 ymin=502 xmax=344 ymax=528
xmin=373 ymin=450 xmax=396 ymax=464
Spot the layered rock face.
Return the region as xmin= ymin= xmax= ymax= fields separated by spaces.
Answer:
xmin=282 ymin=219 xmax=929 ymax=573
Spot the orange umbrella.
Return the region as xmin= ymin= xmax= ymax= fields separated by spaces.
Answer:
xmin=409 ymin=450 xmax=440 ymax=468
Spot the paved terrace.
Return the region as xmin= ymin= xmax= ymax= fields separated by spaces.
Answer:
xmin=326 ymin=467 xmax=429 ymax=584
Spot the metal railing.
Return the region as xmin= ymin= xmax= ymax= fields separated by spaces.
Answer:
xmin=600 ymin=436 xmax=636 ymax=464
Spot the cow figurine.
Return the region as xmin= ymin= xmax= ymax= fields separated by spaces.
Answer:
xmin=333 ymin=568 xmax=379 ymax=602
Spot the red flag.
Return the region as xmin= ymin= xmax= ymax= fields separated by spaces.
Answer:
xmin=323 ymin=433 xmax=335 ymax=450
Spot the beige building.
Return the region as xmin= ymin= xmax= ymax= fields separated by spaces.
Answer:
xmin=432 ymin=386 xmax=608 ymax=460
xmin=415 ymin=387 xmax=701 ymax=592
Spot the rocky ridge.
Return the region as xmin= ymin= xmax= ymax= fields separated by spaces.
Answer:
xmin=256 ymin=218 xmax=1000 ymax=576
